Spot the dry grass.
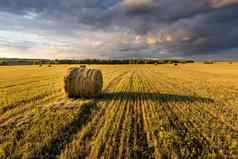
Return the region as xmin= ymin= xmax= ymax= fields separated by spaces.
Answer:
xmin=0 ymin=63 xmax=238 ymax=158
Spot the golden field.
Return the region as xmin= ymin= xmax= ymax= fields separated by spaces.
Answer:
xmin=0 ymin=63 xmax=238 ymax=158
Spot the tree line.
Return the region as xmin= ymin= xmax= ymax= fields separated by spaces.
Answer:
xmin=0 ymin=58 xmax=195 ymax=66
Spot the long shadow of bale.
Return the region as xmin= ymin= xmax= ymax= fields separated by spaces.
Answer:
xmin=31 ymin=101 xmax=99 ymax=159
xmin=99 ymin=92 xmax=214 ymax=104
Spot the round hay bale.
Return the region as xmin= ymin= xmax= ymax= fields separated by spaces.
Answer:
xmin=64 ymin=67 xmax=103 ymax=98
xmin=80 ymin=65 xmax=86 ymax=69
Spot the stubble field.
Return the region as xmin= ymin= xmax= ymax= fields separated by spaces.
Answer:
xmin=0 ymin=63 xmax=238 ymax=159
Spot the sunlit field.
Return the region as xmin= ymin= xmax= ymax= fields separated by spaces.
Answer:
xmin=0 ymin=63 xmax=238 ymax=158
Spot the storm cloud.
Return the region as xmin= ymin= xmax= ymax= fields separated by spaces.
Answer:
xmin=0 ymin=0 xmax=237 ymax=59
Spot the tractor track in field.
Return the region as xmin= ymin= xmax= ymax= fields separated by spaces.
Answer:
xmin=127 ymin=72 xmax=151 ymax=159
xmin=91 ymin=71 xmax=135 ymax=158
xmin=103 ymin=71 xmax=129 ymax=92
xmin=81 ymin=71 xmax=137 ymax=158
xmin=100 ymin=71 xmax=151 ymax=159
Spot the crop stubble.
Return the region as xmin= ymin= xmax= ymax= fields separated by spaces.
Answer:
xmin=0 ymin=64 xmax=238 ymax=158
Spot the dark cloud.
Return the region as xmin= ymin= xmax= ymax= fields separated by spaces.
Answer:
xmin=0 ymin=0 xmax=238 ymax=59
xmin=159 ymin=5 xmax=238 ymax=55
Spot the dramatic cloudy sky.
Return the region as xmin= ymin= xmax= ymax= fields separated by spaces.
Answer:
xmin=0 ymin=0 xmax=238 ymax=59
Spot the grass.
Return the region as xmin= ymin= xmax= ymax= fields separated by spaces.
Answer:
xmin=0 ymin=63 xmax=238 ymax=158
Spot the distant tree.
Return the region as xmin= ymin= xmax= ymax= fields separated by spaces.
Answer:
xmin=204 ymin=61 xmax=214 ymax=64
xmin=49 ymin=60 xmax=56 ymax=65
xmin=0 ymin=60 xmax=8 ymax=66
xmin=129 ymin=60 xmax=135 ymax=64
xmin=54 ymin=59 xmax=60 ymax=64
xmin=33 ymin=60 xmax=42 ymax=65
xmin=34 ymin=59 xmax=196 ymax=65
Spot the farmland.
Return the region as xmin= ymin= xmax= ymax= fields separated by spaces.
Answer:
xmin=0 ymin=63 xmax=238 ymax=158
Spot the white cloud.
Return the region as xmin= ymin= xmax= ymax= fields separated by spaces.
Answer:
xmin=123 ymin=0 xmax=154 ymax=8
xmin=210 ymin=0 xmax=238 ymax=8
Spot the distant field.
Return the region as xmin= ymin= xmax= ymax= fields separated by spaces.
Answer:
xmin=0 ymin=63 xmax=238 ymax=158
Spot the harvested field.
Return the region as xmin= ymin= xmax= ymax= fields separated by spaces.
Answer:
xmin=0 ymin=63 xmax=238 ymax=158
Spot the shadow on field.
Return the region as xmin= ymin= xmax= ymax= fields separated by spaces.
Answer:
xmin=99 ymin=92 xmax=214 ymax=103
xmin=37 ymin=101 xmax=99 ymax=159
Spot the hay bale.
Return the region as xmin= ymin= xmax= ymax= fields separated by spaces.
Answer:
xmin=64 ymin=67 xmax=103 ymax=98
xmin=80 ymin=65 xmax=86 ymax=69
xmin=204 ymin=61 xmax=214 ymax=64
